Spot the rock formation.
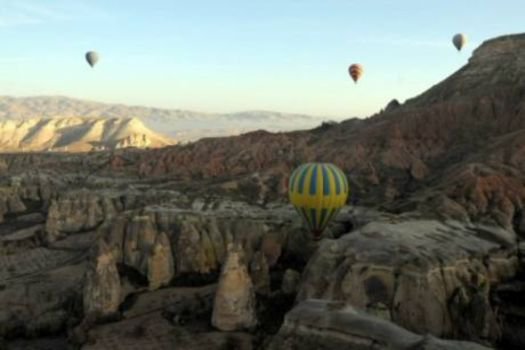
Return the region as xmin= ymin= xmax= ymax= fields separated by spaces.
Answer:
xmin=211 ymin=243 xmax=257 ymax=331
xmin=0 ymin=188 xmax=27 ymax=223
xmin=267 ymin=299 xmax=493 ymax=350
xmin=45 ymin=191 xmax=120 ymax=242
xmin=385 ymin=98 xmax=401 ymax=112
xmin=297 ymin=218 xmax=517 ymax=342
xmin=83 ymin=240 xmax=121 ymax=321
xmin=147 ymin=231 xmax=175 ymax=290
xmin=100 ymin=205 xmax=291 ymax=281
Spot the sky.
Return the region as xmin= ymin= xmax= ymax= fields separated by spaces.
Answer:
xmin=0 ymin=0 xmax=523 ymax=118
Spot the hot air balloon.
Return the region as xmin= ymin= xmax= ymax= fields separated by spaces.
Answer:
xmin=85 ymin=51 xmax=99 ymax=68
xmin=452 ymin=34 xmax=467 ymax=51
xmin=288 ymin=163 xmax=349 ymax=240
xmin=348 ymin=64 xmax=363 ymax=83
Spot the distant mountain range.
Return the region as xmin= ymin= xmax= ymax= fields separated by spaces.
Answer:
xmin=0 ymin=96 xmax=329 ymax=144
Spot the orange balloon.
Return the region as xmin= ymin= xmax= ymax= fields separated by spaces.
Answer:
xmin=348 ymin=64 xmax=363 ymax=83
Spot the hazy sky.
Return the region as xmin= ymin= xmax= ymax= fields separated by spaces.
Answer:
xmin=0 ymin=0 xmax=523 ymax=118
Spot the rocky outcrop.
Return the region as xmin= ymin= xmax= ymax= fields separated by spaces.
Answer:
xmin=45 ymin=191 xmax=122 ymax=242
xmin=0 ymin=257 xmax=86 ymax=338
xmin=0 ymin=224 xmax=43 ymax=254
xmin=411 ymin=33 xmax=525 ymax=105
xmin=385 ymin=98 xmax=401 ymax=112
xmin=121 ymin=215 xmax=158 ymax=275
xmin=83 ymin=241 xmax=121 ymax=321
xmin=212 ymin=243 xmax=257 ymax=331
xmin=0 ymin=188 xmax=27 ymax=222
xmin=147 ymin=231 xmax=175 ymax=290
xmin=297 ymin=218 xmax=518 ymax=342
xmin=266 ymin=299 xmax=493 ymax=350
xmin=412 ymin=162 xmax=525 ymax=231
xmin=9 ymin=171 xmax=65 ymax=207
xmin=103 ymin=212 xmax=178 ymax=290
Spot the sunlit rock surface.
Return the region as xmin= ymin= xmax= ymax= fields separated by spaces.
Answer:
xmin=298 ymin=218 xmax=517 ymax=341
xmin=212 ymin=243 xmax=257 ymax=331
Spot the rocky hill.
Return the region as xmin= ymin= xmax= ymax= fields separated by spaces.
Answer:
xmin=0 ymin=117 xmax=174 ymax=152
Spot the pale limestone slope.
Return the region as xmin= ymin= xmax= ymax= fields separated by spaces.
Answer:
xmin=0 ymin=117 xmax=175 ymax=152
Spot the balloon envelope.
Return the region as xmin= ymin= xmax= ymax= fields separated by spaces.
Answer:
xmin=348 ymin=64 xmax=363 ymax=83
xmin=452 ymin=34 xmax=467 ymax=51
xmin=288 ymin=163 xmax=349 ymax=239
xmin=85 ymin=51 xmax=99 ymax=67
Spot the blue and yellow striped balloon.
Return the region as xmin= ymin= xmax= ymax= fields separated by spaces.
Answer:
xmin=288 ymin=163 xmax=349 ymax=239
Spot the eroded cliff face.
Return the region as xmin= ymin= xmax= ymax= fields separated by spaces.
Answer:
xmin=99 ymin=203 xmax=295 ymax=286
xmin=83 ymin=240 xmax=121 ymax=321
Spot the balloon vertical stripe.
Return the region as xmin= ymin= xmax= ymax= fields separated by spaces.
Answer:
xmin=309 ymin=165 xmax=318 ymax=195
xmin=297 ymin=165 xmax=309 ymax=194
xmin=327 ymin=165 xmax=341 ymax=195
xmin=289 ymin=163 xmax=305 ymax=193
xmin=321 ymin=165 xmax=330 ymax=195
